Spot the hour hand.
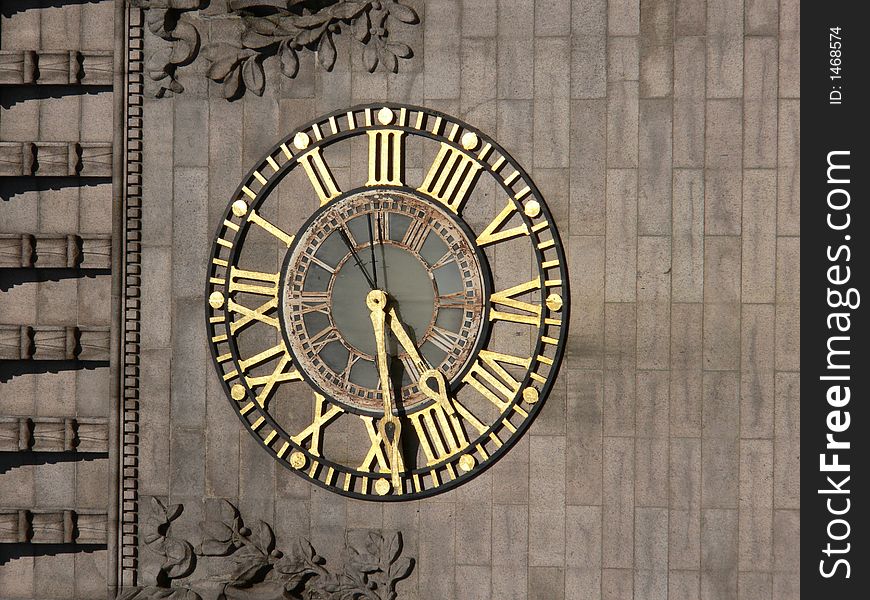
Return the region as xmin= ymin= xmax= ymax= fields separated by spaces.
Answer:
xmin=366 ymin=290 xmax=402 ymax=492
xmin=386 ymin=306 xmax=426 ymax=370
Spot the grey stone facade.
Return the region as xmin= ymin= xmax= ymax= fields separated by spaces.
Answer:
xmin=0 ymin=1 xmax=800 ymax=599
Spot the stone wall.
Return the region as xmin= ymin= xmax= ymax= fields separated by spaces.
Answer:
xmin=0 ymin=1 xmax=800 ymax=599
xmin=0 ymin=1 xmax=117 ymax=598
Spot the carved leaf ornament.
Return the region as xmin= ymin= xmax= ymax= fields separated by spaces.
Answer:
xmin=134 ymin=1 xmax=419 ymax=99
xmin=117 ymin=499 xmax=414 ymax=600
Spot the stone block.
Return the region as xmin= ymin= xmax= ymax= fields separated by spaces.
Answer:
xmin=424 ymin=0 xmax=461 ymax=100
xmin=604 ymin=169 xmax=637 ymax=302
xmin=535 ymin=0 xmax=571 ymax=36
xmin=569 ymin=99 xmax=606 ymax=234
xmin=572 ymin=0 xmax=608 ymax=36
xmin=418 ymin=502 xmax=456 ymax=599
xmin=460 ymin=38 xmax=497 ymax=114
xmin=566 ymin=505 xmax=601 ymax=567
xmin=670 ymin=304 xmax=703 ymax=437
xmin=529 ymin=566 xmax=565 ymax=600
xmin=455 ymin=565 xmax=492 ymax=600
xmin=606 ymin=82 xmax=639 ymax=168
xmin=608 ymin=0 xmax=641 ymax=36
xmin=566 ymin=236 xmax=604 ymax=368
xmin=604 ymin=302 xmax=636 ymax=436
xmin=700 ymin=509 xmax=738 ymax=597
xmin=774 ymin=237 xmax=799 ymax=372
xmin=571 ymin=34 xmax=607 ymax=99
xmin=636 ymin=370 xmax=668 ymax=437
xmin=490 ymin=429 xmax=529 ymax=494
xmin=533 ymin=37 xmax=571 ymax=168
xmin=739 ymin=572 xmax=773 ymax=600
xmin=455 ymin=502 xmax=491 ymax=566
xmin=602 ymin=568 xmax=633 ymax=599
xmin=702 ymin=236 xmax=741 ymax=370
xmin=80 ymin=91 xmax=114 ymax=142
xmin=777 ymin=100 xmax=800 ymax=236
xmin=636 ymin=236 xmax=671 ymax=369
xmin=461 ymin=0 xmax=497 ymax=37
xmin=740 ymin=304 xmax=775 ymax=438
xmin=741 ymin=170 xmax=777 ymax=302
xmin=635 ymin=436 xmax=668 ymax=507
xmin=671 ymin=170 xmax=704 ymax=302
xmin=566 ymin=370 xmax=603 ymax=505
xmin=170 ymin=298 xmax=207 ymax=429
xmin=706 ymin=0 xmax=743 ymax=98
xmin=637 ymin=99 xmax=672 ymax=235
xmin=743 ymin=37 xmax=778 ymax=169
xmin=171 ymin=167 xmax=209 ymax=299
xmin=529 ymin=435 xmax=566 ymax=566
xmin=738 ymin=440 xmax=773 ymax=571
xmin=566 ymin=568 xmax=601 ymax=600
xmin=668 ymin=570 xmax=700 ymax=600
xmin=607 ymin=36 xmax=639 ymax=82
xmin=602 ymin=436 xmax=634 ymax=568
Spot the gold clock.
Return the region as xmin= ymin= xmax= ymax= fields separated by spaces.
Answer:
xmin=206 ymin=104 xmax=569 ymax=500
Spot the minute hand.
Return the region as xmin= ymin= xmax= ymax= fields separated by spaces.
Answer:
xmin=387 ymin=308 xmax=455 ymax=416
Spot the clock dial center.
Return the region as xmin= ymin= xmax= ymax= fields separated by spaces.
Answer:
xmin=331 ymin=244 xmax=435 ymax=358
xmin=280 ymin=188 xmax=487 ymax=414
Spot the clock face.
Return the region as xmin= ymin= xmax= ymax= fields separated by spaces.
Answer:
xmin=206 ymin=104 xmax=569 ymax=500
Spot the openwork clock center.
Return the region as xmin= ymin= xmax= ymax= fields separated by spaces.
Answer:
xmin=205 ymin=104 xmax=569 ymax=500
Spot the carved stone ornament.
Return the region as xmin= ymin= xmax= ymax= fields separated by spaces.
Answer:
xmin=117 ymin=498 xmax=414 ymax=600
xmin=132 ymin=1 xmax=419 ymax=99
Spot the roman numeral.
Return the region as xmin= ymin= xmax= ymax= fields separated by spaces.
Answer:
xmin=417 ymin=142 xmax=482 ymax=213
xmin=299 ymin=148 xmax=341 ymax=205
xmin=428 ymin=326 xmax=461 ymax=353
xmin=400 ymin=355 xmax=427 ymax=383
xmin=409 ymin=403 xmax=469 ymax=466
xmin=358 ymin=416 xmax=403 ymax=473
xmin=290 ymin=394 xmax=343 ymax=456
xmin=489 ymin=277 xmax=543 ymax=326
xmin=436 ymin=292 xmax=466 ymax=309
xmin=227 ymin=296 xmax=279 ymax=335
xmin=309 ymin=326 xmax=341 ymax=354
xmin=236 ymin=341 xmax=303 ymax=408
xmin=248 ymin=210 xmax=294 ymax=247
xmin=299 ymin=291 xmax=330 ymax=314
xmin=475 ymin=199 xmax=529 ymax=247
xmin=401 ymin=219 xmax=430 ymax=252
xmin=462 ymin=349 xmax=531 ymax=410
xmin=366 ymin=129 xmax=405 ymax=186
xmin=228 ymin=266 xmax=280 ymax=297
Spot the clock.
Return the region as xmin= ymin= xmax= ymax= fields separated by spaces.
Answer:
xmin=206 ymin=104 xmax=569 ymax=500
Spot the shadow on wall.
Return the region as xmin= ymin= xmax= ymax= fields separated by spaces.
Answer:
xmin=0 ymin=177 xmax=111 ymax=201
xmin=0 ymin=268 xmax=110 ymax=293
xmin=0 ymin=86 xmax=112 ymax=109
xmin=0 ymin=360 xmax=109 ymax=384
xmin=0 ymin=451 xmax=108 ymax=475
xmin=0 ymin=0 xmax=106 ymax=17
xmin=0 ymin=543 xmax=106 ymax=565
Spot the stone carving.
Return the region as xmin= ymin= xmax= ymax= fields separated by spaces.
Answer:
xmin=0 ymin=50 xmax=113 ymax=86
xmin=133 ymin=0 xmax=419 ymax=99
xmin=0 ymin=417 xmax=109 ymax=453
xmin=117 ymin=498 xmax=414 ymax=599
xmin=0 ymin=325 xmax=111 ymax=361
xmin=0 ymin=509 xmax=107 ymax=544
xmin=0 ymin=234 xmax=112 ymax=269
xmin=0 ymin=141 xmax=113 ymax=177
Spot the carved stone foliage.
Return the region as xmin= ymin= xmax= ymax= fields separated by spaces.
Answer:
xmin=134 ymin=1 xmax=419 ymax=99
xmin=118 ymin=498 xmax=414 ymax=600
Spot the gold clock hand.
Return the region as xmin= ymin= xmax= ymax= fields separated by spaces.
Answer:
xmin=386 ymin=306 xmax=426 ymax=370
xmin=386 ymin=308 xmax=456 ymax=417
xmin=366 ymin=289 xmax=402 ymax=492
